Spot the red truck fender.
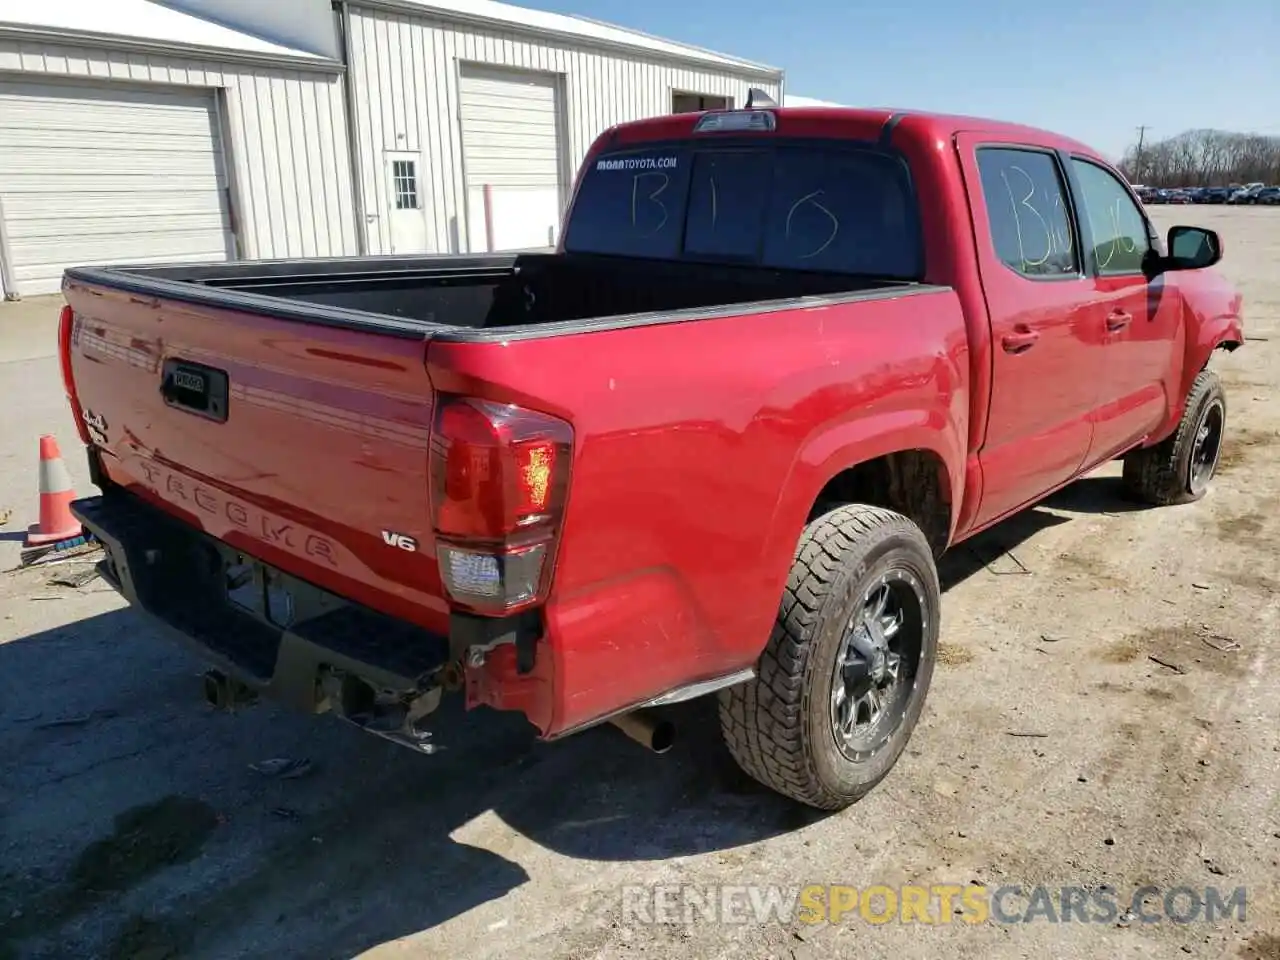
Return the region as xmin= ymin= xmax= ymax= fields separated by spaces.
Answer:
xmin=1186 ymin=308 xmax=1244 ymax=385
xmin=758 ymin=407 xmax=965 ymax=591
xmin=1151 ymin=285 xmax=1243 ymax=444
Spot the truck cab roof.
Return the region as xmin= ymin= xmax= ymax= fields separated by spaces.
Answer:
xmin=603 ymin=105 xmax=1104 ymax=165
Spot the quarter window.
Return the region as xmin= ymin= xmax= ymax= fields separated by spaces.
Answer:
xmin=976 ymin=148 xmax=1078 ymax=279
xmin=1070 ymin=159 xmax=1150 ymax=276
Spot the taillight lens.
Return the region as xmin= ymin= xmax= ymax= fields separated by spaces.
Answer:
xmin=58 ymin=305 xmax=91 ymax=445
xmin=429 ymin=396 xmax=573 ymax=615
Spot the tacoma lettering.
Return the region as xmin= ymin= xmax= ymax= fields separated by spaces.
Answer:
xmin=129 ymin=459 xmax=338 ymax=567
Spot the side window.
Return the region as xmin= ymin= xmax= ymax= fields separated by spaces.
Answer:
xmin=975 ymin=148 xmax=1079 ymax=279
xmin=1070 ymin=159 xmax=1150 ymax=276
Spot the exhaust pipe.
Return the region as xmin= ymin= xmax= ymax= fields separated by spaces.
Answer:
xmin=609 ymin=709 xmax=676 ymax=754
xmin=202 ymin=669 xmax=258 ymax=711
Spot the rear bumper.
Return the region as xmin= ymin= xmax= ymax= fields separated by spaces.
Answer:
xmin=71 ymin=490 xmax=450 ymax=714
xmin=73 ymin=475 xmax=756 ymax=745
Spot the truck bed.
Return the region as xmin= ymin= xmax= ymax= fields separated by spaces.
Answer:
xmin=65 ymin=251 xmax=919 ymax=339
xmin=63 ymin=265 xmax=962 ymax=738
xmin=58 ymin=125 xmax=950 ymax=744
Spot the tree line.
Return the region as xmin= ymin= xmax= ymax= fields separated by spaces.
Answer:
xmin=1119 ymin=129 xmax=1280 ymax=187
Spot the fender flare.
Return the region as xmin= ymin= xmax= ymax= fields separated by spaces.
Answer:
xmin=1186 ymin=312 xmax=1243 ymax=387
xmin=1151 ymin=306 xmax=1244 ymax=443
xmin=758 ymin=407 xmax=964 ymax=592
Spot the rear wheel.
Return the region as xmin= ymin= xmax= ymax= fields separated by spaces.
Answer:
xmin=1122 ymin=369 xmax=1226 ymax=506
xmin=718 ymin=504 xmax=939 ymax=810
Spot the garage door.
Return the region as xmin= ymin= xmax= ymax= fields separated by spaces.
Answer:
xmin=459 ymin=66 xmax=563 ymax=253
xmin=0 ymin=79 xmax=233 ymax=296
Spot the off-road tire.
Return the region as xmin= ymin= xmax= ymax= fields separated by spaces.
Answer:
xmin=1122 ymin=369 xmax=1226 ymax=506
xmin=718 ymin=504 xmax=940 ymax=810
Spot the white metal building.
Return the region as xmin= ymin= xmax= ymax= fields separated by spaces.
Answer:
xmin=0 ymin=0 xmax=781 ymax=299
xmin=342 ymin=0 xmax=782 ymax=255
xmin=0 ymin=0 xmax=359 ymax=297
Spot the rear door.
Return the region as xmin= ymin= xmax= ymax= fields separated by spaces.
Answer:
xmin=1065 ymin=156 xmax=1183 ymax=462
xmin=958 ymin=136 xmax=1102 ymax=527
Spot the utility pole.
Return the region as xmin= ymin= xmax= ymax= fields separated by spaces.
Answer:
xmin=1134 ymin=125 xmax=1150 ymax=180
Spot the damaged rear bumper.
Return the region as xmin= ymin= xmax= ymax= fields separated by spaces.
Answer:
xmin=71 ymin=488 xmax=454 ymax=750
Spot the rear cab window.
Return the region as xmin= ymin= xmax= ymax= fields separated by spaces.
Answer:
xmin=563 ymin=141 xmax=924 ymax=280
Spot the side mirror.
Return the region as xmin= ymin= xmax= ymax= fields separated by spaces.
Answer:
xmin=1165 ymin=226 xmax=1222 ymax=271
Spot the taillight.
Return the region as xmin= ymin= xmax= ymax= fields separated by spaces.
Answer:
xmin=58 ymin=305 xmax=91 ymax=445
xmin=429 ymin=396 xmax=573 ymax=616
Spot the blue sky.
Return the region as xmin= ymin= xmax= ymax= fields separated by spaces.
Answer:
xmin=519 ymin=0 xmax=1279 ymax=159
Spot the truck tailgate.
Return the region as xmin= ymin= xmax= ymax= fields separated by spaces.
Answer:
xmin=64 ymin=282 xmax=448 ymax=632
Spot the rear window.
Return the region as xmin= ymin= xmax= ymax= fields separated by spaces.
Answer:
xmin=564 ymin=142 xmax=923 ymax=278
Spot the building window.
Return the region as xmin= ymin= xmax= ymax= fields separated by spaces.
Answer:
xmin=392 ymin=160 xmax=419 ymax=210
xmin=672 ymin=92 xmax=732 ymax=114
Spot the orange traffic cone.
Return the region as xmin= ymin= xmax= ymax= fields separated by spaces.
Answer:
xmin=25 ymin=435 xmax=82 ymax=547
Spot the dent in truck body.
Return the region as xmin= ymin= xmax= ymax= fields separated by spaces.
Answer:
xmin=71 ymin=486 xmax=450 ymax=747
xmin=1157 ymin=284 xmax=1244 ymax=442
xmin=1104 ymin=271 xmax=1242 ymax=453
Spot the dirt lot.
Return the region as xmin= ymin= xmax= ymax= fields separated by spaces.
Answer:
xmin=1 ymin=207 xmax=1278 ymax=960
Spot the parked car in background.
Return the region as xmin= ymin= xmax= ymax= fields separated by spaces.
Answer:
xmin=1254 ymin=186 xmax=1280 ymax=205
xmin=1094 ymin=183 xmax=1260 ymax=206
xmin=60 ymin=102 xmax=1245 ymax=810
xmin=1144 ymin=188 xmax=1193 ymax=204
xmin=1229 ymin=183 xmax=1266 ymax=203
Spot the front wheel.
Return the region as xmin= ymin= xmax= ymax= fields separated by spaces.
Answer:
xmin=718 ymin=504 xmax=939 ymax=810
xmin=1122 ymin=369 xmax=1226 ymax=506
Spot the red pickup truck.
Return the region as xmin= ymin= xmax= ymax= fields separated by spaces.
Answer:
xmin=60 ymin=103 xmax=1243 ymax=810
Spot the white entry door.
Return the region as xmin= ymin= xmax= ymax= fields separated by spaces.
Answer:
xmin=385 ymin=153 xmax=429 ymax=254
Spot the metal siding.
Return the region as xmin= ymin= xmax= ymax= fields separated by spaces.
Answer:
xmin=347 ymin=5 xmax=781 ymax=254
xmin=0 ymin=36 xmax=357 ymax=273
xmin=0 ymin=77 xmax=230 ymax=295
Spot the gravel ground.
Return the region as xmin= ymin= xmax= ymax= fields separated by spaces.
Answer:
xmin=0 ymin=207 xmax=1277 ymax=960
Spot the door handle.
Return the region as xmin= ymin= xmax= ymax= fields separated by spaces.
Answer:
xmin=1001 ymin=329 xmax=1040 ymax=354
xmin=1106 ymin=310 xmax=1133 ymax=332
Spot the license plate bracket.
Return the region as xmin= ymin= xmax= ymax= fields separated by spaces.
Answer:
xmin=160 ymin=358 xmax=229 ymax=422
xmin=226 ymin=556 xmax=296 ymax=629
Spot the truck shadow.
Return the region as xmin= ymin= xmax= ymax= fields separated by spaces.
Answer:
xmin=937 ymin=473 xmax=1149 ymax=590
xmin=0 ymin=496 xmax=1101 ymax=957
xmin=937 ymin=506 xmax=1070 ymax=590
xmin=1043 ymin=474 xmax=1148 ymax=515
xmin=0 ymin=608 xmax=811 ymax=959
